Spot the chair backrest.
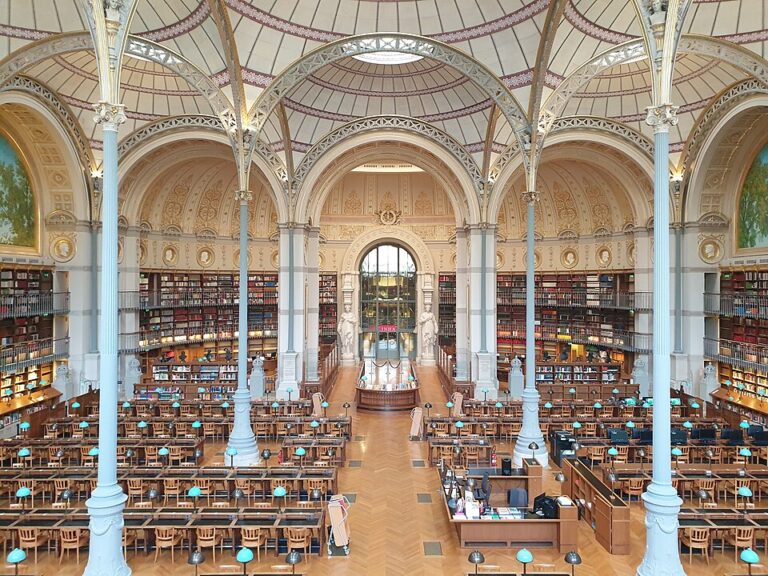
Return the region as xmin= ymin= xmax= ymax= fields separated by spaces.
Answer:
xmin=735 ymin=526 xmax=754 ymax=542
xmin=698 ymin=479 xmax=715 ymax=491
xmin=164 ymin=478 xmax=180 ymax=490
xmin=688 ymin=528 xmax=708 ymax=542
xmin=628 ymin=478 xmax=644 ymax=490
xmin=241 ymin=526 xmax=261 ymax=540
xmin=61 ymin=528 xmax=81 ymax=542
xmin=19 ymin=528 xmax=37 ymax=542
xmin=287 ymin=527 xmax=310 ymax=543
xmin=196 ymin=527 xmax=215 ymax=539
xmin=155 ymin=527 xmax=176 ymax=540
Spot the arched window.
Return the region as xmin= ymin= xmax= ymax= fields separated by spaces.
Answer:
xmin=360 ymin=244 xmax=417 ymax=360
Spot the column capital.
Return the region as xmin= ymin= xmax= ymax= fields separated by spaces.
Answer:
xmin=235 ymin=190 xmax=253 ymax=203
xmin=93 ymin=101 xmax=125 ymax=130
xmin=645 ymin=104 xmax=678 ymax=131
xmin=521 ymin=190 xmax=540 ymax=204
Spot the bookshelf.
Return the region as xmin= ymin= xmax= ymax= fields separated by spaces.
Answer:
xmin=141 ymin=360 xmax=241 ymax=399
xmin=319 ymin=273 xmax=338 ymax=345
xmin=438 ymin=273 xmax=456 ymax=347
xmin=135 ymin=271 xmax=278 ymax=357
xmin=496 ymin=271 xmax=636 ymax=368
xmin=0 ymin=266 xmax=63 ymax=432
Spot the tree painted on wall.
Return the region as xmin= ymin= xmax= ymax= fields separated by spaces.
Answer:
xmin=739 ymin=144 xmax=768 ymax=249
xmin=0 ymin=135 xmax=35 ymax=248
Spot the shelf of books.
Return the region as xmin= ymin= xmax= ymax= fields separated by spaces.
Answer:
xmin=319 ymin=273 xmax=338 ymax=345
xmin=438 ymin=273 xmax=456 ymax=347
xmin=138 ymin=360 xmax=240 ymax=400
xmin=135 ymin=271 xmax=278 ymax=356
xmin=0 ymin=266 xmax=63 ymax=433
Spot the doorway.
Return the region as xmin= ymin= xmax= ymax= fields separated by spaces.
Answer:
xmin=359 ymin=244 xmax=417 ymax=361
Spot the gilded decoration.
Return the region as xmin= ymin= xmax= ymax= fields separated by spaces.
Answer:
xmin=162 ymin=244 xmax=178 ymax=266
xmin=561 ymin=247 xmax=578 ymax=269
xmin=50 ymin=234 xmax=75 ymax=262
xmin=197 ymin=246 xmax=215 ymax=268
xmin=698 ymin=235 xmax=724 ymax=264
xmin=596 ymin=245 xmax=612 ymax=268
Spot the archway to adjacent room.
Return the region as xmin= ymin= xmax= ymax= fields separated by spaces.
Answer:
xmin=359 ymin=243 xmax=417 ymax=361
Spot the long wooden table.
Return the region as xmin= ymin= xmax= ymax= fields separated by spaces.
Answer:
xmin=280 ymin=438 xmax=346 ymax=464
xmin=85 ymin=399 xmax=314 ymax=417
xmin=428 ymin=437 xmax=495 ymax=466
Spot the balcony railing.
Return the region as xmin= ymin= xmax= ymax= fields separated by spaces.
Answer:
xmin=0 ymin=337 xmax=70 ymax=371
xmin=704 ymin=337 xmax=768 ymax=372
xmin=0 ymin=292 xmax=69 ymax=319
xmin=119 ymin=322 xmax=277 ymax=353
xmin=497 ymin=290 xmax=652 ymax=311
xmin=704 ymin=292 xmax=768 ymax=320
xmin=119 ymin=290 xmax=273 ymax=310
xmin=498 ymin=322 xmax=651 ymax=353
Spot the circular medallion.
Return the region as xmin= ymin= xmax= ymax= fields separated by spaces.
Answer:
xmin=561 ymin=248 xmax=578 ymax=269
xmin=197 ymin=246 xmax=215 ymax=268
xmin=699 ymin=238 xmax=723 ymax=264
xmin=162 ymin=244 xmax=178 ymax=266
xmin=51 ymin=237 xmax=75 ymax=263
xmin=596 ymin=246 xmax=612 ymax=268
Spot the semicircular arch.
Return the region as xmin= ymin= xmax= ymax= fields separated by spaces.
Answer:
xmin=341 ymin=226 xmax=435 ymax=275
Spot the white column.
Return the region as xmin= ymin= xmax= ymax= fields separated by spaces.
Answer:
xmin=276 ymin=224 xmax=307 ymax=398
xmin=305 ymin=227 xmax=320 ymax=382
xmin=468 ymin=225 xmax=497 ymax=400
xmin=455 ymin=227 xmax=470 ymax=381
xmin=514 ymin=192 xmax=547 ymax=466
xmin=637 ymin=104 xmax=686 ymax=576
xmin=84 ymin=102 xmax=130 ymax=576
xmin=226 ymin=190 xmax=260 ymax=466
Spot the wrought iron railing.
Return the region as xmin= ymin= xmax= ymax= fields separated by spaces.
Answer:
xmin=704 ymin=337 xmax=768 ymax=372
xmin=498 ymin=322 xmax=651 ymax=353
xmin=0 ymin=292 xmax=69 ymax=319
xmin=0 ymin=337 xmax=69 ymax=371
xmin=496 ymin=290 xmax=652 ymax=311
xmin=704 ymin=292 xmax=768 ymax=320
xmin=118 ymin=321 xmax=277 ymax=353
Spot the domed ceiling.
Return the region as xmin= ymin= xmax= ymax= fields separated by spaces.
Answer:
xmin=0 ymin=0 xmax=766 ymax=221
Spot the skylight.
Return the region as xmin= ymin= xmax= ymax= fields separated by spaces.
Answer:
xmin=353 ymin=52 xmax=423 ymax=65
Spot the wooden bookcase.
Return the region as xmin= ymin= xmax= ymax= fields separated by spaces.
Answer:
xmin=0 ymin=266 xmax=62 ymax=434
xmin=319 ymin=273 xmax=338 ymax=345
xmin=437 ymin=273 xmax=456 ymax=347
xmin=136 ymin=270 xmax=278 ymax=358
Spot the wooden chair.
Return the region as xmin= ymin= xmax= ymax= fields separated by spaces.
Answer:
xmin=240 ymin=526 xmax=268 ymax=561
xmin=583 ymin=422 xmax=597 ymax=437
xmin=724 ymin=526 xmax=754 ymax=562
xmin=614 ymin=446 xmax=629 ymax=464
xmin=680 ymin=527 xmax=710 ymax=564
xmin=203 ymin=422 xmax=220 ymax=442
xmin=47 ymin=446 xmax=63 ymax=467
xmin=59 ymin=528 xmax=89 ymax=564
xmin=54 ymin=479 xmax=70 ymax=503
xmin=163 ymin=478 xmax=182 ymax=504
xmin=463 ymin=445 xmax=481 ymax=468
xmin=80 ymin=446 xmax=95 ymax=467
xmin=695 ymin=479 xmax=717 ymax=506
xmin=285 ymin=527 xmax=311 ymax=559
xmin=18 ymin=528 xmax=50 ymax=564
xmin=304 ymin=478 xmax=327 ymax=501
xmin=621 ymin=478 xmax=644 ymax=505
xmin=255 ymin=421 xmax=272 ymax=441
xmin=195 ymin=527 xmax=223 ymax=563
xmin=437 ymin=446 xmax=455 ymax=467
xmin=169 ymin=446 xmax=186 ymax=466
xmin=234 ymin=478 xmax=254 ymax=505
xmin=154 ymin=527 xmax=184 ymax=563
xmin=587 ymin=446 xmax=605 ymax=467
xmin=145 ymin=446 xmax=161 ymax=467
xmin=127 ymin=478 xmax=144 ymax=504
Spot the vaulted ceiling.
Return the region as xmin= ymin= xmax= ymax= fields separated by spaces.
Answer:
xmin=1 ymin=0 xmax=766 ymax=207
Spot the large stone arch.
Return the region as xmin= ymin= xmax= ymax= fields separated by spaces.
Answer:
xmin=0 ymin=91 xmax=91 ymax=224
xmin=295 ymin=132 xmax=480 ymax=227
xmin=488 ymin=126 xmax=655 ymax=226
xmin=119 ymin=129 xmax=288 ymax=226
xmin=246 ymin=33 xmax=529 ymax=169
xmin=341 ymin=226 xmax=435 ymax=276
xmin=685 ymin=94 xmax=768 ymax=233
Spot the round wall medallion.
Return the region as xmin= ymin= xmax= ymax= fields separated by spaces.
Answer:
xmin=496 ymin=251 xmax=505 ymax=269
xmin=197 ymin=246 xmax=215 ymax=268
xmin=162 ymin=244 xmax=178 ymax=266
xmin=523 ymin=250 xmax=541 ymax=269
xmin=233 ymin=249 xmax=252 ymax=268
xmin=699 ymin=238 xmax=723 ymax=264
xmin=51 ymin=237 xmax=75 ymax=263
xmin=561 ymin=248 xmax=578 ymax=269
xmin=596 ymin=245 xmax=612 ymax=268
xmin=139 ymin=241 xmax=147 ymax=266
xmin=627 ymin=242 xmax=636 ymax=266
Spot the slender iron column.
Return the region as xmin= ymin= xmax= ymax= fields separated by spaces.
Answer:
xmin=514 ymin=192 xmax=546 ymax=466
xmin=84 ymin=102 xmax=130 ymax=576
xmin=637 ymin=104 xmax=686 ymax=576
xmin=226 ymin=190 xmax=260 ymax=466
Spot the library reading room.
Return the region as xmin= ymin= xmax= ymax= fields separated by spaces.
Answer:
xmin=1 ymin=1 xmax=768 ymax=575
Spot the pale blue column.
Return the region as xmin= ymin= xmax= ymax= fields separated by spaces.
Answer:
xmin=454 ymin=228 xmax=469 ymax=381
xmin=637 ymin=107 xmax=686 ymax=576
xmin=514 ymin=194 xmax=546 ymax=466
xmin=226 ymin=191 xmax=260 ymax=466
xmin=84 ymin=105 xmax=130 ymax=576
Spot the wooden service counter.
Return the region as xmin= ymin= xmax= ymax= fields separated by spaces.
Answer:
xmin=464 ymin=459 xmax=543 ymax=508
xmin=562 ymin=457 xmax=630 ymax=555
xmin=355 ymin=383 xmax=419 ymax=411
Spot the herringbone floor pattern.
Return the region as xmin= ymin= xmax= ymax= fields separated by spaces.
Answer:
xmin=24 ymin=366 xmax=753 ymax=575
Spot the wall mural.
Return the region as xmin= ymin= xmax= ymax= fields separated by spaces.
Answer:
xmin=0 ymin=134 xmax=35 ymax=248
xmin=739 ymin=143 xmax=768 ymax=250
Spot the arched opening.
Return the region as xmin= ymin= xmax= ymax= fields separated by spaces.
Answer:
xmin=359 ymin=244 xmax=417 ymax=361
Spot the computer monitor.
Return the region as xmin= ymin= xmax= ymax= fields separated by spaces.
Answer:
xmin=607 ymin=428 xmax=629 ymax=445
xmin=694 ymin=428 xmax=716 ymax=442
xmin=748 ymin=425 xmax=764 ymax=438
xmin=638 ymin=429 xmax=653 ymax=445
xmin=670 ymin=428 xmax=687 ymax=445
xmin=720 ymin=428 xmax=741 ymax=443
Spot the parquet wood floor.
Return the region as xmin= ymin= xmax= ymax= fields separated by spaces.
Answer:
xmin=19 ymin=366 xmax=756 ymax=575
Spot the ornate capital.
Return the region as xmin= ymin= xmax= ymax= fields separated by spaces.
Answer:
xmin=521 ymin=190 xmax=540 ymax=204
xmin=93 ymin=102 xmax=126 ymax=130
xmin=235 ymin=190 xmax=253 ymax=204
xmin=645 ymin=104 xmax=679 ymax=131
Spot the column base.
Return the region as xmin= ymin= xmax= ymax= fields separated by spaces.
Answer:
xmin=275 ymin=381 xmax=300 ymax=401
xmin=637 ymin=482 xmax=686 ymax=576
xmin=513 ymin=387 xmax=548 ymax=467
xmin=473 ymin=386 xmax=498 ymax=402
xmin=84 ymin=483 xmax=130 ymax=576
xmin=227 ymin=388 xmax=260 ymax=465
xmin=340 ymin=353 xmax=358 ymax=367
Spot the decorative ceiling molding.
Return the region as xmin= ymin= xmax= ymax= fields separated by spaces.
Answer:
xmin=117 ymin=115 xmax=225 ymax=158
xmin=550 ymin=116 xmax=654 ymax=159
xmin=246 ymin=34 xmax=529 ymax=169
xmin=0 ymin=74 xmax=95 ymax=173
xmin=293 ymin=115 xmax=484 ymax=194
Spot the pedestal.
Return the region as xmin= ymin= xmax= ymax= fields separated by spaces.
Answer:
xmin=276 ymin=351 xmax=300 ymax=399
xmin=636 ymin=485 xmax=686 ymax=576
xmin=474 ymin=352 xmax=498 ymax=400
xmin=227 ymin=387 xmax=261 ymax=466
xmin=513 ymin=387 xmax=548 ymax=467
xmin=84 ymin=484 xmax=130 ymax=576
xmin=509 ymin=358 xmax=524 ymax=400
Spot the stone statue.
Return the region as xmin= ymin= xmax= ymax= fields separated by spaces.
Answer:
xmin=250 ymin=356 xmax=265 ymax=399
xmin=419 ymin=302 xmax=438 ymax=351
xmin=337 ymin=302 xmax=357 ymax=356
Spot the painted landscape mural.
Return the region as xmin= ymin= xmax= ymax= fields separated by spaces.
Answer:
xmin=0 ymin=134 xmax=35 ymax=248
xmin=739 ymin=143 xmax=768 ymax=250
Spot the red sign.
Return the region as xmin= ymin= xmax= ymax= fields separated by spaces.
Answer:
xmin=378 ymin=324 xmax=397 ymax=333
